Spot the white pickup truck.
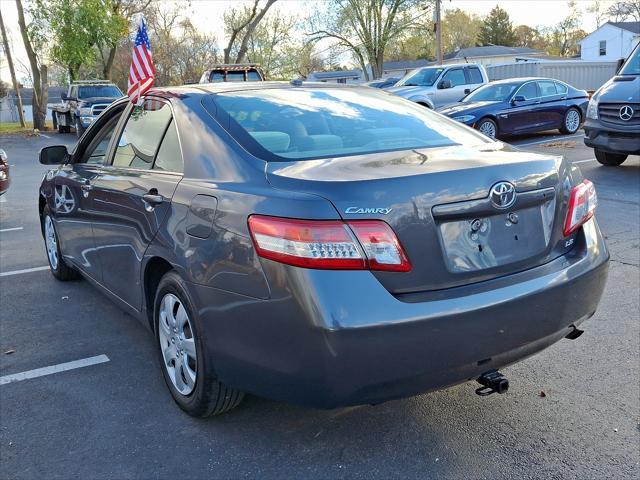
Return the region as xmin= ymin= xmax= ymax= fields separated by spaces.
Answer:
xmin=388 ymin=63 xmax=489 ymax=109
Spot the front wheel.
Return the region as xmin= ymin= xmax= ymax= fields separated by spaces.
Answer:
xmin=155 ymin=271 xmax=244 ymax=417
xmin=595 ymin=149 xmax=627 ymax=166
xmin=42 ymin=206 xmax=79 ymax=281
xmin=477 ymin=118 xmax=498 ymax=139
xmin=560 ymin=107 xmax=581 ymax=134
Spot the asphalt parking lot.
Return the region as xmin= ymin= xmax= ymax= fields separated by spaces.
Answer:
xmin=0 ymin=130 xmax=638 ymax=479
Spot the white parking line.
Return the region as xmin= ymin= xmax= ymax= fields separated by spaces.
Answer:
xmin=0 ymin=227 xmax=23 ymax=233
xmin=0 ymin=196 xmax=6 ymax=203
xmin=0 ymin=266 xmax=50 ymax=277
xmin=40 ymin=134 xmax=52 ymax=139
xmin=0 ymin=355 xmax=110 ymax=386
xmin=574 ymin=158 xmax=597 ymax=164
xmin=515 ymin=133 xmax=585 ymax=147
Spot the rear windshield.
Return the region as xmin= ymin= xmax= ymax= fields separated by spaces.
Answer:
xmin=209 ymin=88 xmax=489 ymax=161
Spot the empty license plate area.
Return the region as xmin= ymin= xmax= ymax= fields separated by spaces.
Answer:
xmin=437 ymin=201 xmax=555 ymax=273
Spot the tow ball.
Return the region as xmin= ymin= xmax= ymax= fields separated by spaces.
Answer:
xmin=475 ymin=370 xmax=509 ymax=396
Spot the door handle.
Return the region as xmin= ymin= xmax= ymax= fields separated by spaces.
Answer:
xmin=142 ymin=193 xmax=164 ymax=205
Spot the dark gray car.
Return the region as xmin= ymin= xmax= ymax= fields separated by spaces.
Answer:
xmin=38 ymin=82 xmax=609 ymax=416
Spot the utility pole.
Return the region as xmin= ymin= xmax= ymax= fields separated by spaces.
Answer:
xmin=0 ymin=8 xmax=26 ymax=128
xmin=435 ymin=0 xmax=443 ymax=65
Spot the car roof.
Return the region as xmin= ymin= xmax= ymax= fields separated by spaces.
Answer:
xmin=488 ymin=77 xmax=562 ymax=84
xmin=147 ymin=81 xmax=369 ymax=98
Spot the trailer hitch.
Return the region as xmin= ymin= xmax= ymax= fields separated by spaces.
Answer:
xmin=475 ymin=370 xmax=509 ymax=396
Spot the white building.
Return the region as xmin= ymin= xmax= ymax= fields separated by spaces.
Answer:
xmin=580 ymin=21 xmax=640 ymax=62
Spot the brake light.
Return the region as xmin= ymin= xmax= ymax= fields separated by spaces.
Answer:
xmin=564 ymin=180 xmax=597 ymax=236
xmin=248 ymin=215 xmax=411 ymax=272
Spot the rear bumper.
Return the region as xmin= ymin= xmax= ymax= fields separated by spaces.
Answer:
xmin=189 ymin=218 xmax=609 ymax=408
xmin=583 ymin=119 xmax=640 ymax=154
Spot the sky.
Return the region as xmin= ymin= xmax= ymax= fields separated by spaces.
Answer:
xmin=0 ymin=0 xmax=610 ymax=84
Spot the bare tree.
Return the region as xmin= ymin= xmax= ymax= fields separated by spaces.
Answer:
xmin=223 ymin=0 xmax=278 ymax=63
xmin=307 ymin=0 xmax=420 ymax=80
xmin=0 ymin=7 xmax=26 ymax=127
xmin=16 ymin=0 xmax=48 ymax=130
xmin=606 ymin=1 xmax=640 ymax=22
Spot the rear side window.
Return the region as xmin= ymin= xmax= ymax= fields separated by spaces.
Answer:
xmin=555 ymin=82 xmax=568 ymax=95
xmin=538 ymin=80 xmax=557 ymax=96
xmin=112 ymin=99 xmax=172 ymax=170
xmin=467 ymin=67 xmax=483 ymax=84
xmin=153 ymin=120 xmax=183 ymax=172
xmin=209 ymin=88 xmax=489 ymax=161
xmin=247 ymin=71 xmax=262 ymax=81
xmin=442 ymin=68 xmax=466 ymax=86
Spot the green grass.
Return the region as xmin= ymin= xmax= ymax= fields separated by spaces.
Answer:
xmin=0 ymin=121 xmax=54 ymax=134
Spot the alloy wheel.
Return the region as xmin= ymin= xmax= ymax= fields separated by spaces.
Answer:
xmin=44 ymin=215 xmax=58 ymax=270
xmin=158 ymin=293 xmax=198 ymax=395
xmin=565 ymin=109 xmax=580 ymax=133
xmin=478 ymin=120 xmax=496 ymax=139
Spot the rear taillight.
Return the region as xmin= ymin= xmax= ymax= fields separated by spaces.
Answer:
xmin=564 ymin=179 xmax=597 ymax=236
xmin=248 ymin=215 xmax=411 ymax=272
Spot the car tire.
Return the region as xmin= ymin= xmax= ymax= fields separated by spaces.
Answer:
xmin=560 ymin=107 xmax=581 ymax=134
xmin=42 ymin=206 xmax=80 ymax=281
xmin=476 ymin=118 xmax=498 ymax=139
xmin=154 ymin=271 xmax=244 ymax=417
xmin=595 ymin=149 xmax=627 ymax=166
xmin=75 ymin=117 xmax=85 ymax=138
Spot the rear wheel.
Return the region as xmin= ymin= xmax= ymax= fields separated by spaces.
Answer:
xmin=477 ymin=118 xmax=498 ymax=139
xmin=595 ymin=149 xmax=627 ymax=166
xmin=55 ymin=113 xmax=69 ymax=134
xmin=155 ymin=271 xmax=244 ymax=417
xmin=42 ymin=206 xmax=79 ymax=281
xmin=560 ymin=107 xmax=581 ymax=134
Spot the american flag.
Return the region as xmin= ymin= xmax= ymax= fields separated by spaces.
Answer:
xmin=127 ymin=19 xmax=155 ymax=104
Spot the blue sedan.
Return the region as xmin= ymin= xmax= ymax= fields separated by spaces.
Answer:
xmin=438 ymin=77 xmax=589 ymax=139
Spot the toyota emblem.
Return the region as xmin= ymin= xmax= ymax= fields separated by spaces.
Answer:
xmin=619 ymin=105 xmax=634 ymax=121
xmin=490 ymin=181 xmax=517 ymax=209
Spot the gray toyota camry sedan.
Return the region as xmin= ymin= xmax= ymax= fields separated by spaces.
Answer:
xmin=38 ymin=82 xmax=609 ymax=416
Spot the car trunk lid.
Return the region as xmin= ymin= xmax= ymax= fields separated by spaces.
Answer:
xmin=265 ymin=143 xmax=574 ymax=294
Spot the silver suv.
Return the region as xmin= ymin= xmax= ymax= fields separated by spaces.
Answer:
xmin=388 ymin=63 xmax=488 ymax=109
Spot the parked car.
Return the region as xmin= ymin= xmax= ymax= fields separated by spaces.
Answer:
xmin=199 ymin=64 xmax=265 ymax=83
xmin=50 ymin=81 xmax=124 ymax=138
xmin=362 ymin=77 xmax=400 ymax=89
xmin=584 ymin=42 xmax=640 ymax=166
xmin=438 ymin=77 xmax=589 ymax=139
xmin=388 ymin=63 xmax=488 ymax=108
xmin=38 ymin=82 xmax=608 ymax=417
xmin=0 ymin=149 xmax=9 ymax=195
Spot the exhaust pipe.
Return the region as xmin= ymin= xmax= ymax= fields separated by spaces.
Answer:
xmin=475 ymin=370 xmax=509 ymax=396
xmin=565 ymin=325 xmax=584 ymax=340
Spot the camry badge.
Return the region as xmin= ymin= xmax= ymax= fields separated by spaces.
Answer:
xmin=490 ymin=181 xmax=517 ymax=210
xmin=619 ymin=105 xmax=634 ymax=121
xmin=345 ymin=207 xmax=393 ymax=215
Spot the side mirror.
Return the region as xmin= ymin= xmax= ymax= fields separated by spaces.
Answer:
xmin=40 ymin=145 xmax=69 ymax=165
xmin=438 ymin=79 xmax=453 ymax=90
xmin=615 ymin=57 xmax=625 ymax=74
xmin=61 ymin=93 xmax=69 ymax=101
xmin=511 ymin=95 xmax=526 ymax=104
xmin=464 ymin=88 xmax=471 ymax=95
